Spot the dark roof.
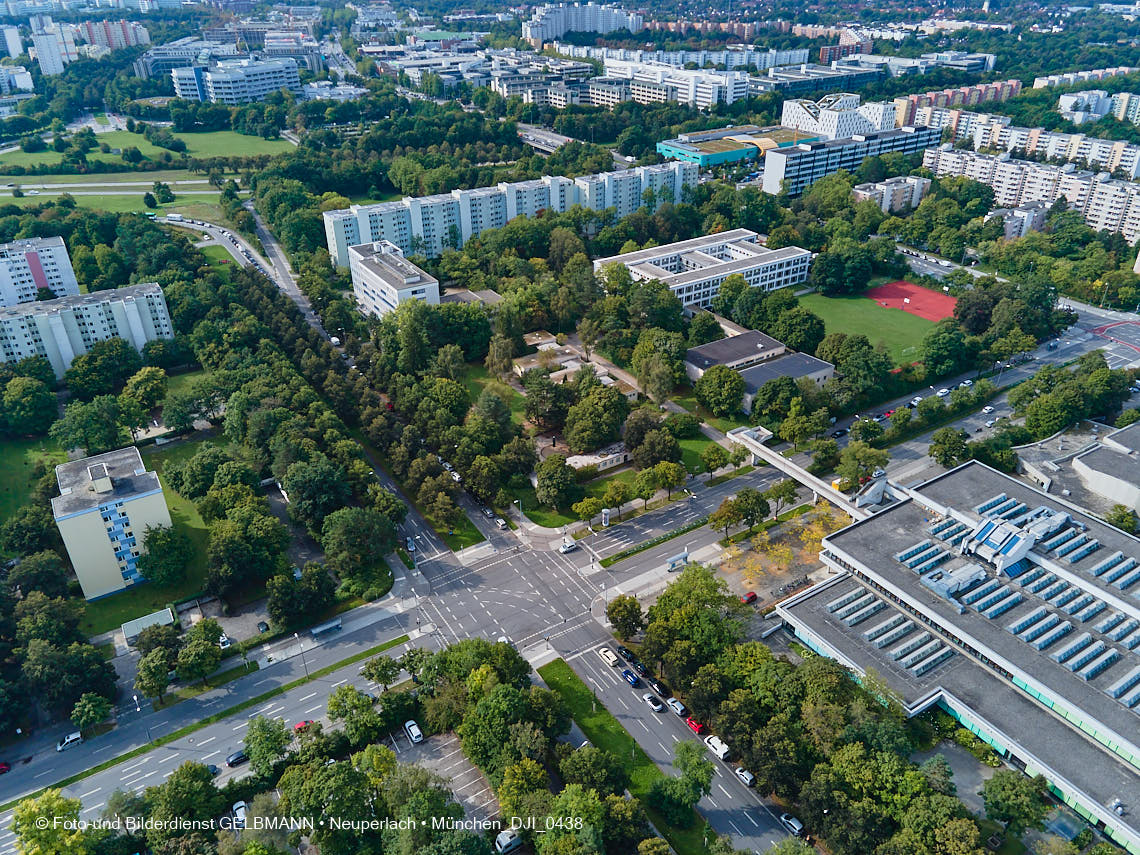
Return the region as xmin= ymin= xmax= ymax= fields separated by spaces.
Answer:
xmin=685 ymin=330 xmax=784 ymax=370
xmin=740 ymin=353 xmax=833 ymax=393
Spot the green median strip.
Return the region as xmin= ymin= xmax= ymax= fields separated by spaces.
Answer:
xmin=153 ymin=661 xmax=261 ymax=711
xmin=537 ymin=658 xmax=711 ymax=855
xmin=0 ymin=633 xmax=410 ymax=812
xmin=599 ymin=516 xmax=709 ymax=568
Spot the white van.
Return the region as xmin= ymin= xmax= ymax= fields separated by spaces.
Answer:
xmin=597 ymin=647 xmax=619 ymax=667
xmin=703 ymin=734 xmax=730 ymax=760
xmin=56 ymin=732 xmax=82 ymax=752
xmin=494 ymin=829 xmax=524 ymax=853
xmin=404 ymin=720 xmax=424 ymax=744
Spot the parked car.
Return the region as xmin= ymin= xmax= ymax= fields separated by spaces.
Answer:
xmin=643 ymin=693 xmax=665 ymax=712
xmin=937 ymin=388 xmax=951 ymax=397
xmin=557 ymin=539 xmax=577 ymax=554
xmin=207 ymin=764 xmax=219 ymax=776
xmin=481 ymin=506 xmax=495 ymax=519
xmin=294 ymin=720 xmax=314 ymax=732
xmin=631 ymin=660 xmax=648 ymax=676
xmin=597 ymin=647 xmax=619 ymax=667
xmin=780 ymin=813 xmax=805 ymax=837
xmin=959 ymin=379 xmax=973 ymax=388
xmin=257 ymin=621 xmax=270 ymax=633
xmin=56 ymin=732 xmax=82 ymax=752
xmin=667 ymin=698 xmax=688 ymax=717
xmin=685 ymin=717 xmax=705 ymax=735
xmin=617 ymin=645 xmax=635 ymax=661
xmin=0 ymin=761 xmax=9 ymax=774
xmin=495 ymin=518 xmax=507 ymax=530
xmin=226 ymin=749 xmax=248 ymax=767
xmin=704 ymin=734 xmax=731 ymax=760
xmin=218 ymin=633 xmax=232 ymax=650
xmin=232 ymin=801 xmax=248 ymax=829
xmin=909 ymin=396 xmax=923 ymax=407
xmin=982 ymin=405 xmax=995 ymax=415
xmin=404 ymin=720 xmax=424 ymax=744
xmin=734 ymin=767 xmax=756 ymax=787
xmin=648 ymin=678 xmax=670 ymax=696
xmin=621 ymin=669 xmax=640 ymax=687
xmin=830 ymin=428 xmax=848 ymax=438
xmin=740 ymin=591 xmax=758 ymax=604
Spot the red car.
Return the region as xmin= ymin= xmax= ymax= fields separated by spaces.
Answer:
xmin=685 ymin=717 xmax=705 ymax=735
xmin=0 ymin=761 xmax=9 ymax=774
xmin=741 ymin=592 xmax=758 ymax=604
xmin=293 ymin=720 xmax=314 ymax=732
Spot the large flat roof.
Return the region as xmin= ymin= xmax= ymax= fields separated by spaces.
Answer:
xmin=593 ymin=228 xmax=759 ymax=268
xmin=685 ymin=330 xmax=784 ymax=369
xmin=740 ymin=353 xmax=832 ymax=392
xmin=0 ymin=282 xmax=162 ymax=321
xmin=51 ymin=447 xmax=161 ymax=518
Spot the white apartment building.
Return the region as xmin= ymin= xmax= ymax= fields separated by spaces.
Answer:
xmin=592 ymin=229 xmax=812 ymax=308
xmin=911 ymin=106 xmax=1011 ymax=139
xmin=852 ymin=175 xmax=931 ymax=212
xmin=133 ymin=37 xmax=242 ymax=78
xmin=985 ymin=201 xmax=1049 ymax=239
xmin=0 ymin=65 xmax=32 ymax=94
xmin=1 ymin=25 xmax=20 ymax=58
xmin=923 ymin=146 xmax=1140 ymax=244
xmin=1113 ymin=92 xmax=1140 ymax=124
xmin=324 ymin=162 xmax=698 ymax=264
xmin=1033 ymin=67 xmax=1137 ymax=88
xmin=972 ymin=123 xmax=1140 ymax=179
xmin=602 ymin=57 xmax=749 ymax=107
xmin=551 ymin=41 xmax=808 ymax=71
xmin=30 ymin=30 xmax=63 ymax=74
xmin=0 ymin=282 xmax=173 ymax=377
xmin=780 ymin=93 xmax=896 ymax=140
xmin=348 ymin=240 xmax=440 ymax=318
xmin=1058 ymin=90 xmax=1113 ymax=125
xmin=0 ymin=236 xmax=78 ymax=307
xmin=522 ymin=2 xmax=642 ymax=47
xmin=51 ymin=447 xmax=171 ymax=600
xmin=172 ymin=58 xmax=302 ymax=104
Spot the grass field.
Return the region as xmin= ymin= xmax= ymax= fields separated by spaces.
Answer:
xmin=81 ymin=440 xmax=213 ymax=635
xmin=9 ymin=169 xmax=237 ymax=186
xmin=199 ymin=243 xmax=237 ymax=268
xmin=0 ymin=130 xmax=293 ymax=170
xmin=0 ymin=437 xmax=65 ymax=536
xmin=799 ymin=292 xmax=934 ymax=366
xmin=460 ymin=363 xmax=526 ymax=425
xmin=1 ymin=192 xmax=232 ymax=224
xmin=538 ymin=659 xmax=709 ymax=855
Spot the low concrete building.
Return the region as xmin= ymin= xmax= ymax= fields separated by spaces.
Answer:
xmin=740 ymin=353 xmax=835 ymax=413
xmin=348 ymin=240 xmax=440 ymax=318
xmin=51 ymin=447 xmax=172 ymax=601
xmin=565 ymin=442 xmax=628 ymax=472
xmin=1073 ymin=422 xmax=1140 ymax=514
xmin=684 ymin=329 xmax=787 ymax=381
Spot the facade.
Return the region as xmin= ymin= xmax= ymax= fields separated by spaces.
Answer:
xmin=172 ymin=58 xmax=302 ymax=104
xmin=0 ymin=65 xmax=30 ymax=97
xmin=746 ymin=63 xmax=882 ymax=95
xmin=51 ymin=447 xmax=171 ymax=601
xmin=985 ymin=201 xmax=1050 ymax=239
xmin=133 ymin=37 xmax=242 ymax=79
xmin=911 ymin=106 xmax=1010 ymax=139
xmin=684 ymin=329 xmax=786 ymax=381
xmin=1072 ymin=423 xmax=1140 ymax=514
xmin=852 ymin=175 xmax=931 ymax=212
xmin=0 ymin=282 xmax=173 ymax=377
xmin=1 ymin=25 xmax=20 ymax=58
xmin=656 ymin=125 xmax=819 ymax=168
xmin=780 ymin=93 xmax=896 ymax=140
xmin=552 ymin=41 xmax=806 ymax=70
xmin=73 ymin=20 xmax=149 ymax=50
xmin=819 ymin=41 xmax=871 ymax=64
xmin=261 ymin=30 xmax=322 ymax=72
xmin=1058 ymin=90 xmax=1114 ymax=125
xmin=30 ymin=30 xmax=63 ymax=74
xmin=779 ymin=461 xmax=1140 ymax=855
xmin=971 ymin=123 xmax=1140 ymax=179
xmin=348 ymin=240 xmax=440 ymax=318
xmin=522 ymin=2 xmax=642 ymax=47
xmin=893 ymin=79 xmax=1022 ymax=127
xmin=592 ymin=229 xmax=812 ymax=309
xmin=324 ymin=162 xmax=698 ymax=265
xmin=1113 ymin=92 xmax=1140 ymax=124
xmin=1033 ymin=66 xmax=1138 ymax=89
xmin=601 ymin=57 xmax=749 ymax=108
xmin=762 ymin=126 xmax=942 ymax=197
xmin=740 ymin=354 xmax=834 ymax=412
xmin=923 ymin=146 xmax=1140 ymax=244
xmin=0 ymin=236 xmax=78 ymax=307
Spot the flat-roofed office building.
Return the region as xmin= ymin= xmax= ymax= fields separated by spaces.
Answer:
xmin=348 ymin=240 xmax=440 ymax=317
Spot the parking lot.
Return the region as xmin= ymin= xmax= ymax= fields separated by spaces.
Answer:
xmin=392 ymin=731 xmax=499 ymax=823
xmin=1093 ymin=321 xmax=1140 ymax=369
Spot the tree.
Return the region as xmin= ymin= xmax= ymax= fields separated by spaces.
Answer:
xmin=3 ymin=376 xmax=56 ymax=435
xmin=836 ymin=441 xmax=889 ymax=487
xmin=12 ymin=789 xmax=91 ymax=855
xmin=320 ymin=506 xmax=396 ymax=581
xmin=7 ymin=550 xmax=69 ymax=598
xmin=327 ymin=685 xmax=383 ymax=746
xmin=623 ymin=406 xmax=663 ymax=454
xmin=1033 ymin=838 xmax=1078 ymax=855
xmin=929 ymin=427 xmax=970 ymax=468
xmin=779 ymin=398 xmax=826 ymax=450
xmin=695 ymin=364 xmax=744 ymax=417
xmin=848 ymin=418 xmax=883 ymax=443
xmin=653 ymin=461 xmax=687 ymax=498
xmin=981 ymin=770 xmax=1048 ymax=835
xmin=281 ymin=457 xmax=352 ymax=533
xmin=709 ymin=497 xmax=743 ymax=538
xmin=633 ymin=429 xmax=681 ymax=470
xmin=121 ymin=366 xmax=168 ymax=410
xmin=49 ymin=395 xmax=131 ymax=454
xmin=147 ymin=761 xmax=225 ymax=846
xmin=71 ymin=692 xmax=111 ymax=735
xmin=603 ymin=479 xmax=632 ymax=519
xmin=136 ymin=525 xmax=192 ymax=587
xmin=689 ymin=311 xmax=724 ymax=346
xmin=764 ymin=479 xmax=798 ymax=518
xmin=766 ymin=841 xmax=816 ymax=855
xmin=535 ymin=454 xmax=577 ymax=510
xmin=245 ymin=715 xmax=291 ymax=778
xmin=143 ymin=192 xmax=157 ymax=208
xmin=176 ymin=636 xmax=221 ymax=686
xmin=1105 ymin=504 xmax=1138 ymax=534
xmin=62 ymin=337 xmax=141 ymax=400
xmin=572 ymin=496 xmax=605 ymax=525
xmin=432 ymin=343 xmax=466 ymax=380
xmin=135 ymin=647 xmax=172 ymax=703
xmin=484 ymin=334 xmax=513 ymax=377
xmin=701 ymin=443 xmax=729 ymax=473
xmin=734 ymin=488 xmax=770 ymax=528
xmin=606 ymin=594 xmax=644 ymax=640
xmin=360 ymin=654 xmax=401 ymax=690
xmin=565 ymin=386 xmax=630 ymax=453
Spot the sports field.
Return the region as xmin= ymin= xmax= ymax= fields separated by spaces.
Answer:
xmin=866 ymin=280 xmax=957 ymax=323
xmin=799 ymin=292 xmax=935 ymax=366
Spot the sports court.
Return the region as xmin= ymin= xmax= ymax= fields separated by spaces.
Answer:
xmin=866 ymin=280 xmax=958 ymax=323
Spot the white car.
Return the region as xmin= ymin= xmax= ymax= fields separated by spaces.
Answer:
xmin=218 ymin=633 xmax=232 ymax=650
xmin=985 ymin=419 xmax=995 ymax=428
xmin=982 ymin=405 xmax=995 ymax=415
xmin=703 ymin=734 xmax=730 ymax=760
xmin=959 ymin=379 xmax=973 ymax=388
xmin=666 ymin=698 xmax=688 ymax=717
xmin=910 ymin=396 xmax=923 ymax=407
xmin=598 ymin=647 xmax=619 ymax=667
xmin=643 ymin=693 xmax=665 ymax=712
xmin=937 ymin=388 xmax=951 ymax=397
xmin=404 ymin=720 xmax=424 ymax=744
xmin=232 ymin=801 xmax=248 ymax=829
xmin=557 ymin=540 xmax=577 ymax=554
xmin=780 ymin=813 xmax=805 ymax=836
xmin=734 ymin=766 xmax=756 ymax=787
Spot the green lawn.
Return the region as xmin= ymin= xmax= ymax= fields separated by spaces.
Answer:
xmin=0 ymin=437 xmax=65 ymax=525
xmin=671 ymin=388 xmax=750 ymax=434
xmin=538 ymin=659 xmax=711 ymax=855
xmin=799 ymin=292 xmax=934 ymax=366
xmin=678 ymin=436 xmax=714 ymax=474
xmin=164 ymin=369 xmax=211 ymax=399
xmin=2 ymin=193 xmax=227 ymax=220
xmin=460 ymin=363 xmax=526 ymax=425
xmin=154 ymin=660 xmax=260 ymax=710
xmin=7 ymin=169 xmax=235 ymax=185
xmin=0 ymin=130 xmax=293 ymax=170
xmin=348 ymin=191 xmax=402 ymax=205
xmin=199 ymin=243 xmax=237 ymax=269
xmin=80 ymin=440 xmax=213 ymax=635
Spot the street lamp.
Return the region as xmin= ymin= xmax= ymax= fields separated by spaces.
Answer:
xmin=132 ymin=694 xmax=140 ymax=713
xmin=293 ymin=633 xmax=310 ymax=678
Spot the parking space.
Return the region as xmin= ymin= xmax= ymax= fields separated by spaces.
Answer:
xmin=396 ymin=731 xmax=500 ymax=823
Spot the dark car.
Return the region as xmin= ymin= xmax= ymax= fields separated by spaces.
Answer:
xmin=621 ymin=669 xmax=640 ymax=688
xmin=631 ymin=660 xmax=648 ymax=676
xmin=616 ymin=645 xmax=635 ymax=662
xmin=206 ymin=764 xmax=219 ymax=777
xmin=0 ymin=761 xmax=9 ymax=774
xmin=648 ymin=678 xmax=670 ymax=697
xmin=830 ymin=428 xmax=848 ymax=438
xmin=226 ymin=749 xmax=249 ymax=768
xmin=741 ymin=591 xmax=758 ymax=604
xmin=257 ymin=621 xmax=269 ymax=633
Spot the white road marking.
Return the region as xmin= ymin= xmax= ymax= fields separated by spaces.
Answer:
xmin=747 ymin=812 xmax=759 ymax=827
xmin=304 ymin=704 xmax=323 ymax=714
xmin=233 ymin=722 xmax=248 ymax=731
xmin=298 ymin=692 xmax=318 ymax=702
xmin=197 ymin=736 xmax=215 ymax=746
xmin=79 ymin=787 xmax=101 ymax=798
xmin=718 ymin=784 xmax=731 ymax=798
